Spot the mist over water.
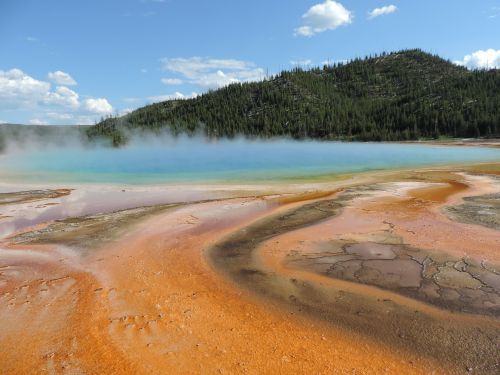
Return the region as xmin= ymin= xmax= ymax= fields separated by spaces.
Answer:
xmin=1 ymin=131 xmax=500 ymax=184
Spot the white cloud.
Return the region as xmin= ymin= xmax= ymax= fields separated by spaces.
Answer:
xmin=48 ymin=71 xmax=77 ymax=86
xmin=321 ymin=58 xmax=349 ymax=66
xmin=26 ymin=36 xmax=37 ymax=42
xmin=147 ymin=92 xmax=198 ymax=103
xmin=161 ymin=78 xmax=184 ymax=85
xmin=29 ymin=118 xmax=48 ymax=125
xmin=83 ymin=98 xmax=114 ymax=114
xmin=294 ymin=1 xmax=352 ymax=37
xmin=161 ymin=57 xmax=265 ymax=88
xmin=0 ymin=120 xmax=7 ymax=124
xmin=44 ymin=86 xmax=80 ymax=108
xmin=290 ymin=59 xmax=313 ymax=66
xmin=195 ymin=70 xmax=240 ymax=87
xmin=0 ymin=68 xmax=50 ymax=109
xmin=0 ymin=68 xmax=114 ymax=124
xmin=455 ymin=49 xmax=500 ymax=70
xmin=119 ymin=108 xmax=134 ymax=116
xmin=368 ymin=5 xmax=397 ymax=19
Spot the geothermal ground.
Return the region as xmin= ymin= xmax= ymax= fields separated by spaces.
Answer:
xmin=0 ymin=164 xmax=499 ymax=374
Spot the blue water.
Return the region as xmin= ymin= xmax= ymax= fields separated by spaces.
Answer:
xmin=1 ymin=138 xmax=499 ymax=184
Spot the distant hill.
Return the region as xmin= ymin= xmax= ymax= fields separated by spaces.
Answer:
xmin=87 ymin=49 xmax=500 ymax=145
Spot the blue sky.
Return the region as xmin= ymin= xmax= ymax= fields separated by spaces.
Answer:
xmin=1 ymin=0 xmax=500 ymax=125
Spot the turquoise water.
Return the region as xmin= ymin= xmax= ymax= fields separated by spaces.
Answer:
xmin=1 ymin=138 xmax=499 ymax=184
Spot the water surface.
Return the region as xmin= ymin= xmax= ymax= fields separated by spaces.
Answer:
xmin=1 ymin=138 xmax=499 ymax=184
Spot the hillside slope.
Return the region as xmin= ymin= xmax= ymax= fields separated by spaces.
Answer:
xmin=87 ymin=50 xmax=500 ymax=145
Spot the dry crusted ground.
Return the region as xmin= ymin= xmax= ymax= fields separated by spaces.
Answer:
xmin=0 ymin=165 xmax=499 ymax=374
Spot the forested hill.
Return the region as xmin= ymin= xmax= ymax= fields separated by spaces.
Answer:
xmin=87 ymin=49 xmax=500 ymax=145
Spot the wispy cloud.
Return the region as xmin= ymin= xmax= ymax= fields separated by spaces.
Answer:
xmin=48 ymin=71 xmax=77 ymax=86
xmin=321 ymin=58 xmax=349 ymax=66
xmin=29 ymin=118 xmax=48 ymax=125
xmin=294 ymin=0 xmax=352 ymax=37
xmin=121 ymin=91 xmax=198 ymax=108
xmin=147 ymin=92 xmax=198 ymax=103
xmin=290 ymin=59 xmax=313 ymax=67
xmin=368 ymin=5 xmax=397 ymax=19
xmin=46 ymin=112 xmax=74 ymax=121
xmin=118 ymin=108 xmax=134 ymax=116
xmin=161 ymin=78 xmax=184 ymax=85
xmin=489 ymin=6 xmax=500 ymax=18
xmin=161 ymin=57 xmax=265 ymax=89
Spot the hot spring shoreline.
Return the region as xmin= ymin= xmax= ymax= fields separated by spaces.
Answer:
xmin=0 ymin=162 xmax=499 ymax=374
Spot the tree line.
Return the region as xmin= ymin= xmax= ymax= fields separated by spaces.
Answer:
xmin=87 ymin=49 xmax=500 ymax=146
